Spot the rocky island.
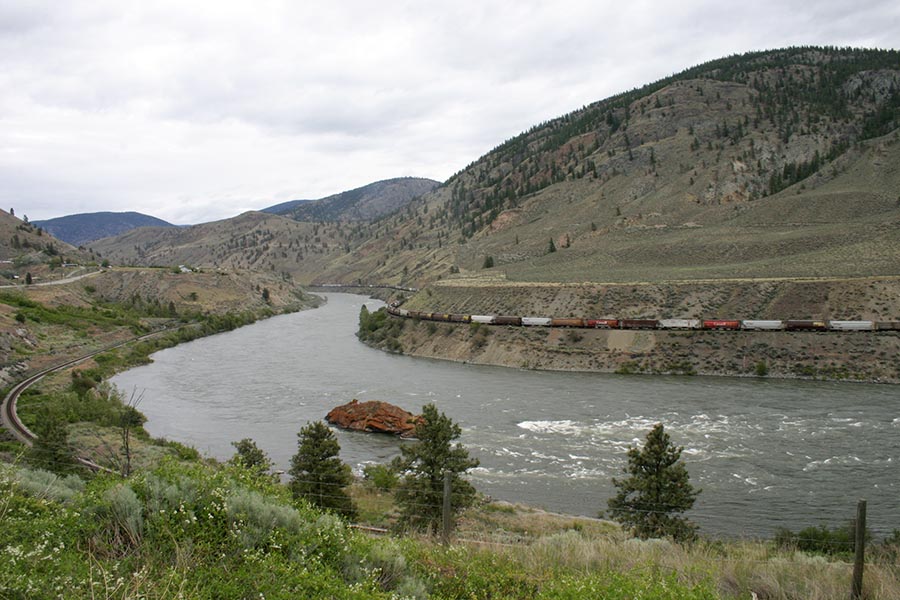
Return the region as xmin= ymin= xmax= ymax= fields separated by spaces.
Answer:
xmin=325 ymin=399 xmax=422 ymax=437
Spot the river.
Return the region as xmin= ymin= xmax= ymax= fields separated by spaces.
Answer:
xmin=112 ymin=293 xmax=900 ymax=538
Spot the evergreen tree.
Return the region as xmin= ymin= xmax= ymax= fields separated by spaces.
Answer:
xmin=395 ymin=404 xmax=479 ymax=533
xmin=230 ymin=438 xmax=274 ymax=476
xmin=606 ymin=423 xmax=699 ymax=541
xmin=289 ymin=421 xmax=355 ymax=518
xmin=547 ymin=238 xmax=556 ymax=253
xmin=482 ymin=256 xmax=494 ymax=269
xmin=27 ymin=408 xmax=77 ymax=475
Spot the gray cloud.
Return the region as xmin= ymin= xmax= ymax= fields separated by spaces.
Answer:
xmin=0 ymin=0 xmax=897 ymax=223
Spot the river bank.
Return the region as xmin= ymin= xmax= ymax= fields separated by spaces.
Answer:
xmin=386 ymin=277 xmax=900 ymax=383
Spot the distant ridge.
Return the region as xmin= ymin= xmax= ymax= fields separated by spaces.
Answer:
xmin=34 ymin=211 xmax=176 ymax=246
xmin=264 ymin=177 xmax=440 ymax=222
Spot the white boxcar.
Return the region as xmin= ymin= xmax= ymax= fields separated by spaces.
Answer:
xmin=397 ymin=308 xmax=409 ymax=317
xmin=471 ymin=315 xmax=494 ymax=324
xmin=522 ymin=317 xmax=552 ymax=326
xmin=828 ymin=320 xmax=874 ymax=331
xmin=741 ymin=320 xmax=783 ymax=330
xmin=658 ymin=319 xmax=701 ymax=329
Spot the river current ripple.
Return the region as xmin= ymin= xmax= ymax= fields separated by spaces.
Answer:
xmin=112 ymin=293 xmax=900 ymax=538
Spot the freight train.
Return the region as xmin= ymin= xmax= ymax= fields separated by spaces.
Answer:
xmin=384 ymin=305 xmax=900 ymax=332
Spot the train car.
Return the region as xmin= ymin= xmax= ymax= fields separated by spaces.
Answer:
xmin=397 ymin=308 xmax=409 ymax=317
xmin=741 ymin=320 xmax=783 ymax=330
xmin=702 ymin=319 xmax=741 ymax=330
xmin=406 ymin=310 xmax=422 ymax=320
xmin=586 ymin=318 xmax=619 ymax=329
xmin=494 ymin=315 xmax=523 ymax=326
xmin=448 ymin=314 xmax=471 ymax=323
xmin=471 ymin=315 xmax=494 ymax=324
xmin=658 ymin=319 xmax=701 ymax=329
xmin=550 ymin=317 xmax=585 ymax=328
xmin=430 ymin=313 xmax=452 ymax=322
xmin=620 ymin=319 xmax=659 ymax=330
xmin=522 ymin=317 xmax=552 ymax=326
xmin=828 ymin=320 xmax=874 ymax=331
xmin=784 ymin=320 xmax=827 ymax=331
xmin=875 ymin=321 xmax=900 ymax=331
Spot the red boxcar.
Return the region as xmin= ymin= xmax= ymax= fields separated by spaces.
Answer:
xmin=586 ymin=319 xmax=619 ymax=329
xmin=702 ymin=319 xmax=741 ymax=330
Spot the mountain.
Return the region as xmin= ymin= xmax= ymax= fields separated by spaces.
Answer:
xmin=318 ymin=47 xmax=900 ymax=285
xmin=93 ymin=48 xmax=900 ymax=289
xmin=33 ymin=211 xmax=176 ymax=246
xmin=260 ymin=198 xmax=313 ymax=215
xmin=264 ymin=177 xmax=440 ymax=222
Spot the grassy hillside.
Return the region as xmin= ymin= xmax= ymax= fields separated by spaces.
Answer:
xmin=322 ymin=48 xmax=900 ymax=286
xmin=0 ymin=265 xmax=317 ymax=387
xmin=91 ymin=49 xmax=900 ymax=291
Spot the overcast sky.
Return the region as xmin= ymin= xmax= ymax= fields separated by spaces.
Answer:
xmin=1 ymin=1 xmax=897 ymax=224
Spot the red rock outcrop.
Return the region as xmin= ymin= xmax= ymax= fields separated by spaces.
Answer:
xmin=325 ymin=399 xmax=422 ymax=438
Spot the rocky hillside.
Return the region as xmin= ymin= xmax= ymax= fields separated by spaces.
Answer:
xmin=93 ymin=48 xmax=900 ymax=290
xmin=0 ymin=210 xmax=94 ymax=283
xmin=33 ymin=211 xmax=176 ymax=246
xmin=263 ymin=177 xmax=439 ymax=222
xmin=324 ymin=47 xmax=900 ymax=286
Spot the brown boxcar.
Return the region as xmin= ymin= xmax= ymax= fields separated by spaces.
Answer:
xmin=876 ymin=321 xmax=900 ymax=331
xmin=784 ymin=320 xmax=827 ymax=331
xmin=586 ymin=318 xmax=619 ymax=329
xmin=620 ymin=319 xmax=659 ymax=329
xmin=430 ymin=313 xmax=451 ymax=322
xmin=494 ymin=315 xmax=522 ymax=326
xmin=702 ymin=319 xmax=741 ymax=330
xmin=448 ymin=314 xmax=471 ymax=323
xmin=550 ymin=317 xmax=585 ymax=328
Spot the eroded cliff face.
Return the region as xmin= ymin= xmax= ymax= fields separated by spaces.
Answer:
xmin=325 ymin=399 xmax=422 ymax=437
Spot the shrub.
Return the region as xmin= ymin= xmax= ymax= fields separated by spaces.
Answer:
xmin=7 ymin=465 xmax=85 ymax=503
xmin=363 ymin=463 xmax=399 ymax=492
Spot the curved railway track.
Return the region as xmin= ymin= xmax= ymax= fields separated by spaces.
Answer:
xmin=1 ymin=327 xmax=177 ymax=470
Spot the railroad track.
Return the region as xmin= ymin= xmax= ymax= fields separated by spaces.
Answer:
xmin=1 ymin=328 xmax=176 ymax=470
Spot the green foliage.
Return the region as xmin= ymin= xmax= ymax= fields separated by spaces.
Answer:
xmin=774 ymin=521 xmax=870 ymax=556
xmin=607 ymin=423 xmax=699 ymax=542
xmin=547 ymin=238 xmax=556 ymax=253
xmin=26 ymin=407 xmax=77 ymax=475
xmin=535 ymin=570 xmax=717 ymax=599
xmin=230 ymin=437 xmax=274 ymax=476
xmin=289 ymin=421 xmax=356 ymax=519
xmin=363 ymin=463 xmax=399 ymax=491
xmin=395 ymin=403 xmax=479 ymax=533
xmin=755 ymin=360 xmax=769 ymax=376
xmin=5 ymin=465 xmax=85 ymax=503
xmin=357 ymin=305 xmax=404 ymax=353
xmin=482 ymin=255 xmax=494 ymax=269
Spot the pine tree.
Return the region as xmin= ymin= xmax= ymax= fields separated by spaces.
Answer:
xmin=27 ymin=408 xmax=76 ymax=475
xmin=395 ymin=404 xmax=479 ymax=533
xmin=482 ymin=256 xmax=494 ymax=269
xmin=289 ymin=421 xmax=355 ymax=518
xmin=230 ymin=438 xmax=274 ymax=476
xmin=547 ymin=238 xmax=556 ymax=253
xmin=606 ymin=423 xmax=699 ymax=541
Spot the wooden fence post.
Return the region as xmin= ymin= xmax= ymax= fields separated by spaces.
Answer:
xmin=442 ymin=471 xmax=452 ymax=545
xmin=851 ymin=499 xmax=866 ymax=600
